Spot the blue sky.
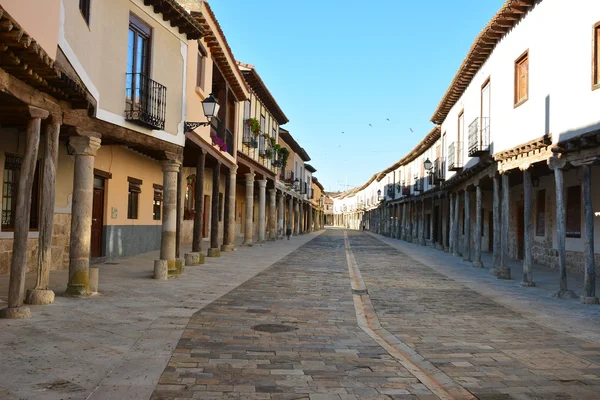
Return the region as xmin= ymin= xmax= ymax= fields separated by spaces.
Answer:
xmin=210 ymin=0 xmax=501 ymax=192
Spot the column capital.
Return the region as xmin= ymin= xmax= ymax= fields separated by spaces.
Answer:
xmin=229 ymin=165 xmax=238 ymax=174
xmin=69 ymin=136 xmax=101 ymax=156
xmin=548 ymin=156 xmax=567 ymax=170
xmin=245 ymin=172 xmax=255 ymax=181
xmin=161 ymin=159 xmax=181 ymax=173
xmin=258 ymin=179 xmax=268 ymax=188
xmin=26 ymin=105 xmax=50 ymax=119
xmin=268 ymin=188 xmax=276 ymax=195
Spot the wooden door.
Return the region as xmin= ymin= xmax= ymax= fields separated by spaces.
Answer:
xmin=517 ymin=202 xmax=524 ymax=260
xmin=202 ymin=194 xmax=210 ymax=238
xmin=91 ymin=177 xmax=105 ymax=258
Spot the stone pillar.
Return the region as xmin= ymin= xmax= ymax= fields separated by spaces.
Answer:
xmin=221 ymin=166 xmax=237 ymax=252
xmin=521 ymin=168 xmax=535 ymax=286
xmin=243 ymin=173 xmax=254 ymax=245
xmin=580 ymin=164 xmax=598 ymax=304
xmin=490 ymin=174 xmax=502 ymax=276
xmin=449 ymin=194 xmax=455 ymax=254
xmin=268 ymin=188 xmax=277 ymax=241
xmin=495 ymin=173 xmax=512 ymax=279
xmin=278 ymin=191 xmax=285 ymax=238
xmin=552 ymin=164 xmax=576 ymax=298
xmin=419 ymin=200 xmax=426 ymax=245
xmin=208 ymin=161 xmax=222 ymax=257
xmin=65 ymin=135 xmax=102 ymax=297
xmin=257 ymin=179 xmax=267 ymax=243
xmin=192 ymin=151 xmax=206 ymax=253
xmin=442 ymin=195 xmax=449 ymax=252
xmin=293 ymin=199 xmax=299 ymax=235
xmin=308 ymin=205 xmax=313 ymax=233
xmin=473 ymin=185 xmax=483 ymax=268
xmin=453 ymin=192 xmax=460 ymax=257
xmin=288 ymin=195 xmax=294 ymax=236
xmin=463 ymin=189 xmax=471 ymax=261
xmin=27 ymin=119 xmax=60 ymax=305
xmin=1 ymin=113 xmax=46 ymax=319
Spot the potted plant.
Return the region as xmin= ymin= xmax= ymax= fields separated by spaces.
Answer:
xmin=264 ymin=148 xmax=273 ymax=159
xmin=246 ymin=118 xmax=261 ymax=137
xmin=278 ymin=147 xmax=289 ymax=168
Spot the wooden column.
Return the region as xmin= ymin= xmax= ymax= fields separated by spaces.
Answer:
xmin=27 ymin=118 xmax=61 ymax=305
xmin=420 ymin=200 xmax=426 ymax=245
xmin=222 ymin=166 xmax=237 ymax=251
xmin=580 ymin=163 xmax=598 ymax=303
xmin=473 ymin=185 xmax=483 ymax=268
xmin=278 ymin=191 xmax=285 ymax=238
xmin=453 ymin=192 xmax=460 ymax=257
xmin=496 ymin=173 xmax=512 ymax=279
xmin=192 ymin=151 xmax=206 ymax=253
xmin=521 ymin=168 xmax=535 ymax=286
xmin=1 ymin=109 xmax=47 ymax=319
xmin=449 ymin=194 xmax=455 ymax=254
xmin=463 ymin=189 xmax=471 ymax=261
xmin=442 ymin=195 xmax=449 ymax=253
xmin=288 ymin=195 xmax=293 ymax=237
xmin=490 ymin=174 xmax=502 ymax=277
xmin=208 ymin=161 xmax=221 ymax=257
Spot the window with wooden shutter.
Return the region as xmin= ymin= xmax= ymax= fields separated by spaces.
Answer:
xmin=515 ymin=51 xmax=529 ymax=106
xmin=2 ymin=155 xmax=40 ymax=231
xmin=566 ymin=185 xmax=581 ymax=238
xmin=535 ymin=189 xmax=546 ymax=236
xmin=593 ymin=23 xmax=600 ymax=89
xmin=153 ymin=184 xmax=163 ymax=221
xmin=127 ymin=177 xmax=142 ymax=220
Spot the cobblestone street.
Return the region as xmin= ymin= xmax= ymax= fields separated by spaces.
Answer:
xmin=152 ymin=229 xmax=600 ymax=400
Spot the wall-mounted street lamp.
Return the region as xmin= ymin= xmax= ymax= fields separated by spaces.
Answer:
xmin=532 ymin=176 xmax=540 ymax=188
xmin=377 ymin=189 xmax=384 ymax=202
xmin=293 ymin=178 xmax=300 ymax=191
xmin=184 ymin=93 xmax=220 ymax=131
xmin=424 ymin=158 xmax=433 ymax=171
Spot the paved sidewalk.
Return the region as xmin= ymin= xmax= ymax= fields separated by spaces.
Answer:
xmin=0 ymin=232 xmax=322 ymax=400
xmin=355 ymin=231 xmax=600 ymax=399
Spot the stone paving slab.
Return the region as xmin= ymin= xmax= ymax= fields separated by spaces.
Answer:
xmin=351 ymin=231 xmax=600 ymax=400
xmin=0 ymin=232 xmax=322 ymax=400
xmin=151 ymin=230 xmax=430 ymax=399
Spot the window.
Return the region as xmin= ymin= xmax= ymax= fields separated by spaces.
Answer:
xmin=2 ymin=155 xmax=40 ymax=231
xmin=566 ymin=185 xmax=581 ymax=238
xmin=153 ymin=184 xmax=163 ymax=221
xmin=79 ymin=0 xmax=91 ymax=25
xmin=515 ymin=51 xmax=529 ymax=106
xmin=536 ymin=189 xmax=546 ymax=236
xmin=127 ymin=177 xmax=142 ymax=219
xmin=196 ymin=42 xmax=207 ymax=89
xmin=260 ymin=115 xmax=265 ymax=134
xmin=126 ymin=14 xmax=151 ymax=105
xmin=593 ymin=23 xmax=600 ymax=89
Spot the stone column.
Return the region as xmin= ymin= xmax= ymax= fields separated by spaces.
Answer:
xmin=243 ymin=173 xmax=254 ymax=246
xmin=27 ymin=119 xmax=61 ymax=305
xmin=442 ymin=196 xmax=448 ymax=252
xmin=257 ymin=179 xmax=267 ymax=243
xmin=496 ymin=173 xmax=512 ymax=279
xmin=278 ymin=191 xmax=285 ymax=239
xmin=308 ymin=205 xmax=313 ymax=233
xmin=463 ymin=189 xmax=471 ymax=261
xmin=521 ymin=168 xmax=535 ymax=286
xmin=192 ymin=151 xmax=206 ymax=253
xmin=449 ymin=194 xmax=455 ymax=254
xmin=208 ymin=161 xmax=222 ymax=257
xmin=473 ymin=185 xmax=484 ymax=268
xmin=453 ymin=192 xmax=461 ymax=257
xmin=1 ymin=112 xmax=47 ymax=319
xmin=490 ymin=174 xmax=502 ymax=276
xmin=293 ymin=199 xmax=299 ymax=235
xmin=419 ymin=200 xmax=426 ymax=245
xmin=221 ymin=166 xmax=237 ymax=252
xmin=268 ymin=188 xmax=277 ymax=241
xmin=65 ymin=135 xmax=102 ymax=297
xmin=551 ymin=163 xmax=575 ymax=298
xmin=401 ymin=203 xmax=406 ymax=240
xmin=288 ymin=195 xmax=294 ymax=236
xmin=580 ymin=164 xmax=598 ymax=304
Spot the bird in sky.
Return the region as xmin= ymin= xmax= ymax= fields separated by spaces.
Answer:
xmin=409 ymin=128 xmax=414 ymax=132
xmin=386 ymin=118 xmax=390 ymax=121
xmin=369 ymin=124 xmax=372 ymax=127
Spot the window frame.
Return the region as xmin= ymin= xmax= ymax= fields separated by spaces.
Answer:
xmin=153 ymin=183 xmax=163 ymax=221
xmin=1 ymin=154 xmax=41 ymax=232
xmin=196 ymin=42 xmax=208 ymax=90
xmin=514 ymin=50 xmax=529 ymax=107
xmin=592 ymin=22 xmax=600 ymax=90
xmin=127 ymin=177 xmax=142 ymax=220
xmin=79 ymin=0 xmax=91 ymax=26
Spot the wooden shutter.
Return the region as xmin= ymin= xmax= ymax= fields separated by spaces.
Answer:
xmin=595 ymin=25 xmax=600 ymax=85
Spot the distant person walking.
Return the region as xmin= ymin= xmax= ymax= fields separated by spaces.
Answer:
xmin=286 ymin=227 xmax=292 ymax=240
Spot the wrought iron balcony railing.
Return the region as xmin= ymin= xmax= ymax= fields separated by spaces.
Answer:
xmin=125 ymin=73 xmax=166 ymax=130
xmin=468 ymin=117 xmax=490 ymax=157
xmin=225 ymin=128 xmax=234 ymax=156
xmin=447 ymin=142 xmax=463 ymax=171
xmin=433 ymin=157 xmax=445 ymax=183
xmin=242 ymin=123 xmax=258 ymax=148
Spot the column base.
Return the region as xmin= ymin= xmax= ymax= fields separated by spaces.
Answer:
xmin=452 ymin=252 xmax=461 ymax=257
xmin=175 ymin=259 xmax=184 ymax=275
xmin=552 ymin=289 xmax=577 ymax=299
xmin=185 ymin=252 xmax=205 ymax=266
xmin=520 ymin=281 xmax=536 ymax=287
xmin=25 ymin=289 xmax=55 ymax=305
xmin=65 ymin=283 xmax=90 ymax=297
xmin=435 ymin=244 xmax=444 ymax=251
xmin=267 ymin=237 xmax=276 ymax=242
xmin=463 ymin=256 xmax=472 ymax=262
xmin=419 ymin=239 xmax=426 ymax=246
xmin=472 ymin=261 xmax=484 ymax=268
xmin=221 ymin=244 xmax=235 ymax=252
xmin=154 ymin=260 xmax=168 ymax=280
xmin=489 ymin=267 xmax=511 ymax=280
xmin=580 ymin=296 xmax=599 ymax=305
xmin=444 ymin=246 xmax=449 ymax=253
xmin=207 ymin=248 xmax=221 ymax=257
xmin=0 ymin=306 xmax=31 ymax=319
xmin=89 ymin=267 xmax=99 ymax=294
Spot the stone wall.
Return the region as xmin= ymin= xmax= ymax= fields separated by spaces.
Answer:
xmin=0 ymin=213 xmax=71 ymax=275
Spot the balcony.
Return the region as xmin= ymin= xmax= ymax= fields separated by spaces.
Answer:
xmin=433 ymin=157 xmax=445 ymax=183
xmin=281 ymin=170 xmax=294 ymax=187
xmin=125 ymin=73 xmax=166 ymax=130
xmin=207 ymin=117 xmax=234 ymax=156
xmin=386 ymin=184 xmax=395 ymax=199
xmin=447 ymin=142 xmax=463 ymax=171
xmin=242 ymin=124 xmax=258 ymax=148
xmin=468 ymin=117 xmax=490 ymax=157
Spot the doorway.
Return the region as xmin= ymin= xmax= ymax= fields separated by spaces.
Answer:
xmin=91 ymin=176 xmax=105 ymax=258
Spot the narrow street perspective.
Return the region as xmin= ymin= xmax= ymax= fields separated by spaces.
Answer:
xmin=151 ymin=229 xmax=600 ymax=400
